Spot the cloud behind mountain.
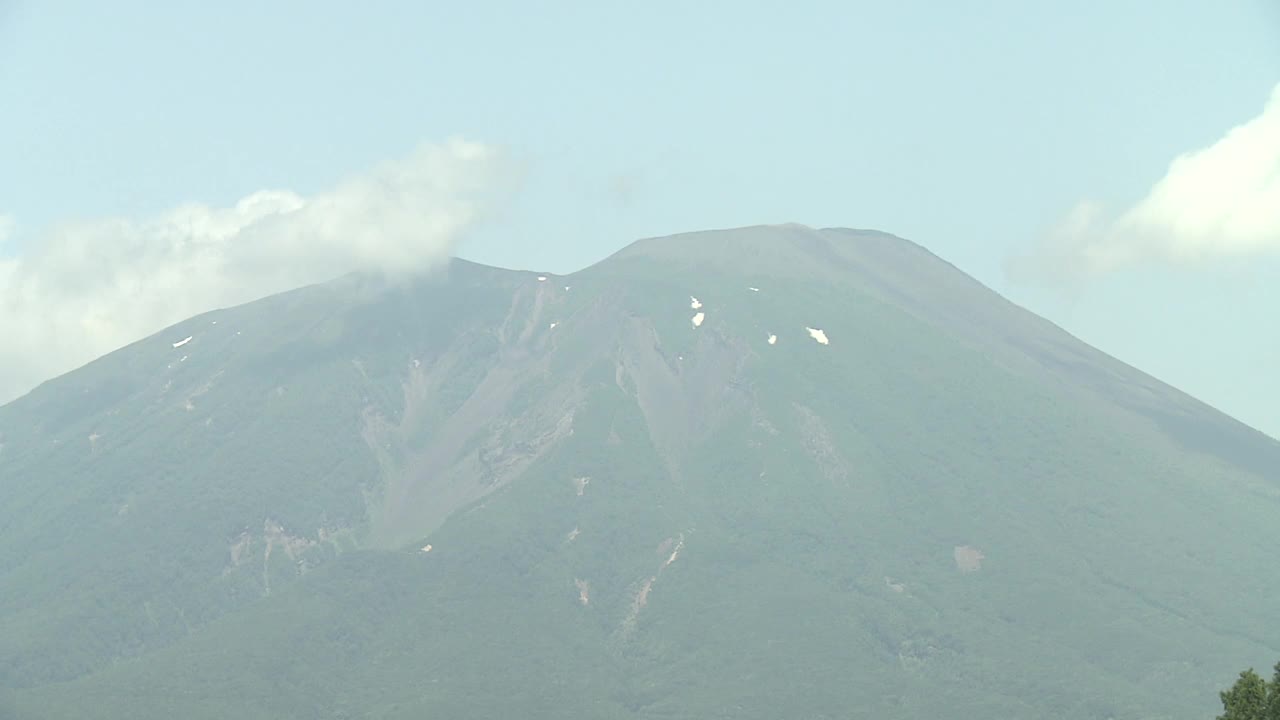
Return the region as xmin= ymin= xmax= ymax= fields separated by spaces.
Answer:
xmin=1011 ymin=83 xmax=1280 ymax=284
xmin=0 ymin=138 xmax=510 ymax=404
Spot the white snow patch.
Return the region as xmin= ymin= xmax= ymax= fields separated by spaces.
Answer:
xmin=691 ymin=312 xmax=705 ymax=328
xmin=805 ymin=327 xmax=829 ymax=345
xmin=420 ymin=544 xmax=433 ymax=553
xmin=748 ymin=287 xmax=760 ymax=292
xmin=180 ymin=355 xmax=188 ymax=362
xmin=413 ymin=358 xmax=421 ymax=368
xmin=573 ymin=476 xmax=591 ymax=496
xmin=767 ymin=334 xmax=777 ymax=345
xmin=575 ymin=578 xmax=590 ymax=605
xmin=567 ymin=527 xmax=580 ymax=542
xmin=564 ymin=285 xmax=571 ymax=291
xmin=549 ymin=322 xmax=557 ymax=330
xmin=211 ymin=320 xmax=218 ymax=325
xmin=537 ymin=275 xmax=547 ymax=281
xmin=690 ymin=296 xmax=702 ymax=310
xmin=172 ymin=336 xmax=192 ymax=348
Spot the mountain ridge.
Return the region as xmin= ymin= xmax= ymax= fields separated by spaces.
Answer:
xmin=10 ymin=221 xmax=1274 ymax=454
xmin=603 ymin=223 xmax=1279 ymax=465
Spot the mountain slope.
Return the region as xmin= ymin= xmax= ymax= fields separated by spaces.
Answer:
xmin=2 ymin=224 xmax=1277 ymax=719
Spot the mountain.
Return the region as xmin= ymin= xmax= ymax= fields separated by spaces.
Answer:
xmin=1 ymin=224 xmax=1277 ymax=719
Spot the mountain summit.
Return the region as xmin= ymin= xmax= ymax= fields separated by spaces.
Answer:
xmin=2 ymin=224 xmax=1277 ymax=719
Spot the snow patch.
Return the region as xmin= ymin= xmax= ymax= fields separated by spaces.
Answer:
xmin=537 ymin=275 xmax=547 ymax=281
xmin=690 ymin=296 xmax=702 ymax=310
xmin=567 ymin=527 xmax=580 ymax=542
xmin=748 ymin=286 xmax=760 ymax=292
xmin=564 ymin=285 xmax=571 ymax=291
xmin=549 ymin=321 xmax=558 ymax=330
xmin=172 ymin=336 xmax=192 ymax=348
xmin=420 ymin=544 xmax=433 ymax=553
xmin=575 ymin=578 xmax=590 ymax=605
xmin=805 ymin=327 xmax=829 ymax=345
xmin=573 ymin=476 xmax=591 ymax=496
xmin=767 ymin=333 xmax=777 ymax=345
xmin=691 ymin=312 xmax=705 ymax=328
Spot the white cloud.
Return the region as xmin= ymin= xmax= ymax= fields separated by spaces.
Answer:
xmin=1012 ymin=83 xmax=1280 ymax=282
xmin=0 ymin=138 xmax=509 ymax=404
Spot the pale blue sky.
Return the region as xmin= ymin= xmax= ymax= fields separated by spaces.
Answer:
xmin=1 ymin=1 xmax=1278 ymax=436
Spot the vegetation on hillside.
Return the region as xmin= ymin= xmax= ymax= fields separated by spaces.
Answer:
xmin=1218 ymin=663 xmax=1280 ymax=720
